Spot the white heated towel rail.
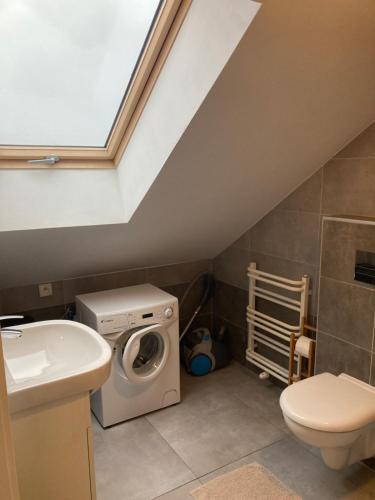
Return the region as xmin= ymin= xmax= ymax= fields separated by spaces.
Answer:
xmin=246 ymin=262 xmax=309 ymax=385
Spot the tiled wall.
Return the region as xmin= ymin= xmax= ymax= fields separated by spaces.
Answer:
xmin=213 ymin=169 xmax=322 ymax=365
xmin=213 ymin=122 xmax=375 ymax=378
xmin=316 ymin=219 xmax=375 ymax=385
xmin=0 ymin=260 xmax=213 ymax=332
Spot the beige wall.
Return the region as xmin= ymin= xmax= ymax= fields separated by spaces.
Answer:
xmin=214 ymin=122 xmax=375 ymax=381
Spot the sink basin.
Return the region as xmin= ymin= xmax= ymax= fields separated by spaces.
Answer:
xmin=2 ymin=320 xmax=111 ymax=414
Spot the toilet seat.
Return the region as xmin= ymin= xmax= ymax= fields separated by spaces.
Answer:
xmin=280 ymin=372 xmax=375 ymax=433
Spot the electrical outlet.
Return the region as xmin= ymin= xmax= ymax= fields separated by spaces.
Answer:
xmin=38 ymin=283 xmax=53 ymax=298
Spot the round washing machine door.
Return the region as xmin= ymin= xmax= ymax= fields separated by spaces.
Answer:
xmin=121 ymin=324 xmax=170 ymax=384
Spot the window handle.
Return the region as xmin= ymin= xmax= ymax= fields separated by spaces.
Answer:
xmin=28 ymin=155 xmax=60 ymax=165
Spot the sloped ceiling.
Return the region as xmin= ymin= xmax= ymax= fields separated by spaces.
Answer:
xmin=1 ymin=0 xmax=375 ymax=288
xmin=0 ymin=0 xmax=260 ymax=232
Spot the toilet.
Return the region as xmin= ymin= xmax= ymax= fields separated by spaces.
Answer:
xmin=280 ymin=373 xmax=375 ymax=470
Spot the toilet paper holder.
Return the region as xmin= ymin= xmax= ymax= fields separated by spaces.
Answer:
xmin=288 ymin=322 xmax=316 ymax=384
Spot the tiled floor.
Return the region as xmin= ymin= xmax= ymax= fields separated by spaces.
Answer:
xmin=93 ymin=362 xmax=375 ymax=500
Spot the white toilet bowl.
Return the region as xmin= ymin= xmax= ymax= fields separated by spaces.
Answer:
xmin=280 ymin=373 xmax=375 ymax=470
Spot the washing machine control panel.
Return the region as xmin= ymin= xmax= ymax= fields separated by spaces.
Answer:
xmin=163 ymin=306 xmax=174 ymax=319
xmin=126 ymin=303 xmax=176 ymax=327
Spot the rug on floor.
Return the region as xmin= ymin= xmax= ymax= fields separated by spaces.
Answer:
xmin=191 ymin=463 xmax=301 ymax=500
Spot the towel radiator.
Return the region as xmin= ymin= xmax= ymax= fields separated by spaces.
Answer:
xmin=246 ymin=262 xmax=310 ymax=385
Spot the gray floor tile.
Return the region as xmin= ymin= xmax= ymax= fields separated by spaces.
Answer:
xmin=153 ymin=480 xmax=200 ymax=500
xmin=202 ymin=361 xmax=259 ymax=389
xmin=147 ymin=369 xmax=285 ymax=477
xmin=197 ymin=445 xmax=271 ymax=484
xmin=199 ymin=438 xmax=375 ymax=499
xmin=92 ymin=363 xmax=375 ymax=499
xmin=251 ymin=438 xmax=375 ymax=500
xmin=150 ymin=366 xmax=256 ymax=427
xmin=149 ymin=403 xmax=284 ymax=477
xmin=93 ymin=416 xmax=195 ymax=500
xmin=290 ymin=434 xmax=321 ymax=458
xmin=232 ymin=376 xmax=290 ymax=432
xmin=181 ymin=361 xmax=263 ymax=395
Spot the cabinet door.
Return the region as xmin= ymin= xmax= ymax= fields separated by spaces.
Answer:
xmin=87 ymin=426 xmax=97 ymax=500
xmin=12 ymin=394 xmax=93 ymax=500
xmin=0 ymin=337 xmax=20 ymax=499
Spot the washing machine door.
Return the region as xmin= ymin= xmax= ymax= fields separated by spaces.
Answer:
xmin=121 ymin=324 xmax=170 ymax=384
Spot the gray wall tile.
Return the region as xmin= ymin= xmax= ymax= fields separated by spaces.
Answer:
xmin=146 ymin=260 xmax=211 ymax=288
xmin=277 ymin=170 xmax=322 ymax=213
xmin=250 ymin=210 xmax=320 ymax=266
xmin=335 ymin=122 xmax=375 ymax=159
xmin=63 ymin=273 xmax=122 ymax=304
xmin=214 ymin=316 xmax=247 ymax=365
xmin=254 ymin=296 xmax=305 ymax=331
xmin=321 ymin=219 xmax=375 ymax=285
xmin=19 ymin=305 xmax=67 ymax=322
xmin=112 ymin=268 xmax=149 ymax=289
xmin=2 ymin=281 xmax=64 ymax=313
xmin=1 ymin=261 xmax=214 ymax=336
xmin=249 ymin=251 xmax=319 ymax=317
xmin=318 ymin=277 xmax=375 ymax=351
xmin=231 ymin=231 xmax=251 ymax=251
xmin=180 ymin=312 xmax=212 ymax=336
xmin=61 ymin=261 xmax=210 ymax=303
xmin=249 ymin=251 xmax=318 ymax=283
xmin=315 ymin=331 xmax=371 ymax=382
xmin=322 ymin=158 xmax=375 ymax=217
xmin=213 ymin=281 xmax=249 ymax=364
xmin=213 ymin=123 xmax=375 ymax=382
xmin=167 ymin=278 xmax=213 ymax=321
xmin=214 ymin=281 xmax=248 ymax=330
xmin=371 ymin=355 xmax=375 ymax=386
xmin=214 ymin=245 xmax=250 ymax=290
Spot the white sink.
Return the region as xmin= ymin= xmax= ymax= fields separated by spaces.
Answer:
xmin=2 ymin=320 xmax=111 ymax=414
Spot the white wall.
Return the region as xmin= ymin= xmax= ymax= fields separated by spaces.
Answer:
xmin=0 ymin=0 xmax=375 ymax=288
xmin=0 ymin=0 xmax=260 ymax=233
xmin=0 ymin=169 xmax=124 ymax=231
xmin=116 ymin=0 xmax=261 ymax=219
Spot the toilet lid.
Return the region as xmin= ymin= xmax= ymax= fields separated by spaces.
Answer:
xmin=280 ymin=373 xmax=375 ymax=433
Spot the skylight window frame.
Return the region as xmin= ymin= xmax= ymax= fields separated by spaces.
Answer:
xmin=0 ymin=0 xmax=191 ymax=169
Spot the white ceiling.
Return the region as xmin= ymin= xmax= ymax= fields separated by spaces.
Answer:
xmin=1 ymin=0 xmax=375 ymax=288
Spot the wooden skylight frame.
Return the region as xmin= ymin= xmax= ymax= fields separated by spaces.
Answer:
xmin=0 ymin=0 xmax=191 ymax=169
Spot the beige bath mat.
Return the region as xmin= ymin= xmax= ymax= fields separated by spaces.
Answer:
xmin=191 ymin=463 xmax=301 ymax=500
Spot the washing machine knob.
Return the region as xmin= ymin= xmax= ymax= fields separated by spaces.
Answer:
xmin=164 ymin=306 xmax=174 ymax=319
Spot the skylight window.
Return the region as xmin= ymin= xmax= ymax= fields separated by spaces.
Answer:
xmin=0 ymin=0 xmax=190 ymax=168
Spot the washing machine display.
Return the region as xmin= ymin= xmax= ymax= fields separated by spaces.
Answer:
xmin=76 ymin=284 xmax=180 ymax=427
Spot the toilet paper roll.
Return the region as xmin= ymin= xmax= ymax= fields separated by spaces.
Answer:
xmin=295 ymin=336 xmax=313 ymax=358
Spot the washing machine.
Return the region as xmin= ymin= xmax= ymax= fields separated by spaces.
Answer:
xmin=75 ymin=284 xmax=180 ymax=427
